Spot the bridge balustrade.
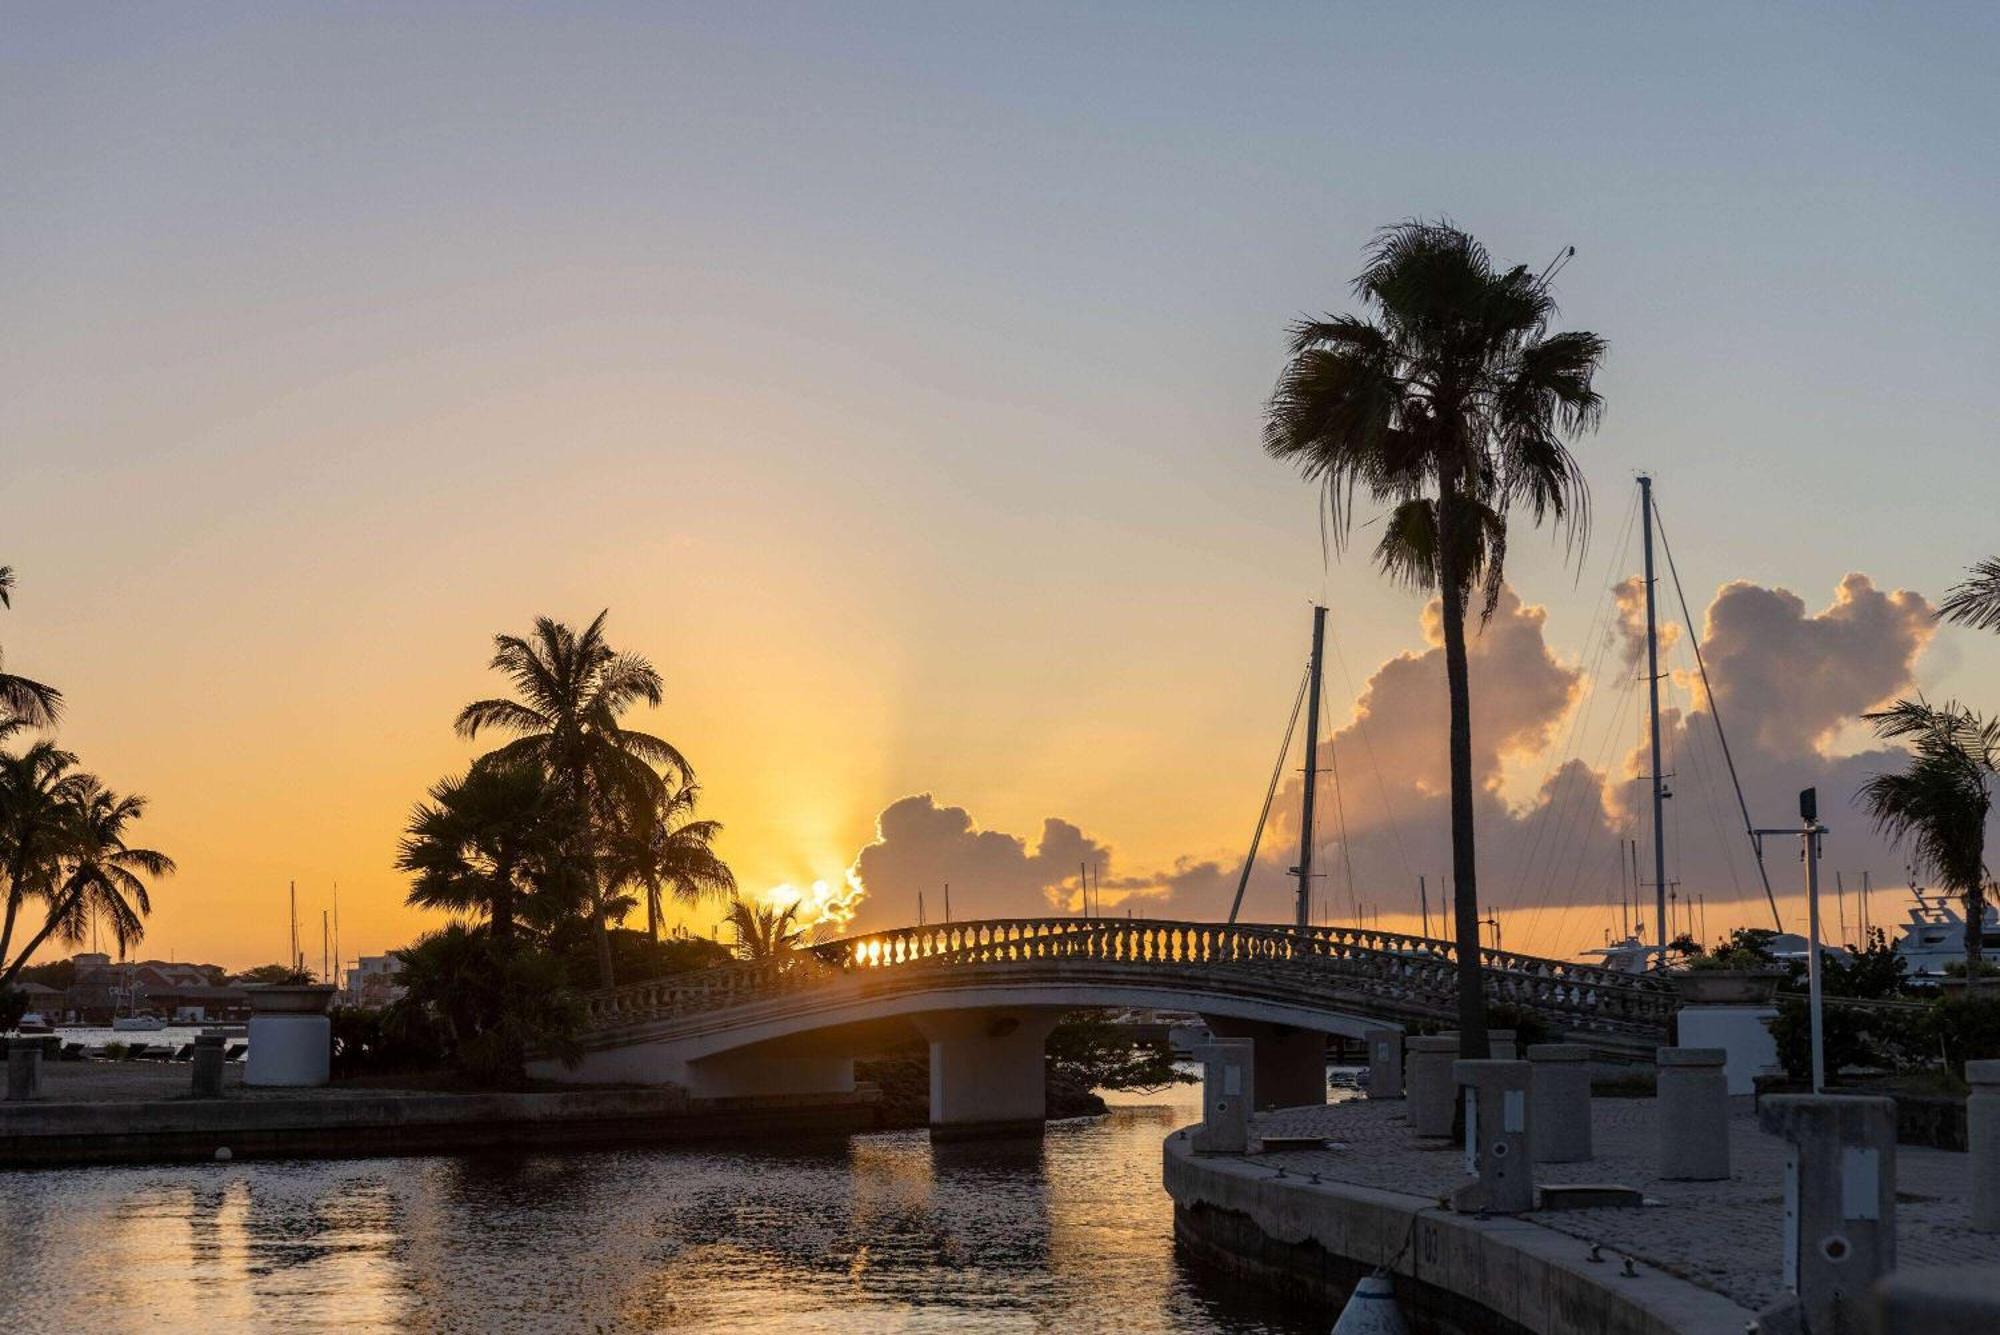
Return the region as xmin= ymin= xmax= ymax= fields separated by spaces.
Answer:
xmin=578 ymin=918 xmax=1677 ymax=1039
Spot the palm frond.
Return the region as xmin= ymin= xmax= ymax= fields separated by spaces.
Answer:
xmin=1939 ymin=558 xmax=2000 ymax=635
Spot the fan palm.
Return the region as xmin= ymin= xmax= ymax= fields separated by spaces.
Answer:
xmin=723 ymin=896 xmax=806 ymax=961
xmin=0 ymin=566 xmax=62 ymax=731
xmin=1940 ymin=558 xmax=2000 ymax=635
xmin=398 ymin=762 xmax=583 ymax=946
xmin=1264 ymin=220 xmax=1606 ymax=1055
xmin=1858 ymin=699 xmax=1998 ymax=991
xmin=0 ymin=741 xmax=92 ymax=972
xmin=0 ymin=780 xmax=174 ymax=990
xmin=455 ymin=612 xmax=691 ymax=988
xmin=609 ymin=783 xmax=736 ymax=942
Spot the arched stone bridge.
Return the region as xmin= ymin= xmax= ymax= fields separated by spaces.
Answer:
xmin=531 ymin=917 xmax=1675 ymax=1136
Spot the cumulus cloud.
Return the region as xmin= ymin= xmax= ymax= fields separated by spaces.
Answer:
xmin=844 ymin=572 xmax=1969 ymax=954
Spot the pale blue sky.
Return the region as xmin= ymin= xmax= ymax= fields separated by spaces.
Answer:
xmin=4 ymin=4 xmax=1995 ymax=961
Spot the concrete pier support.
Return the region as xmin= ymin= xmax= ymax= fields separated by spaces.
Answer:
xmin=1202 ymin=1017 xmax=1325 ymax=1110
xmin=1364 ymin=1028 xmax=1403 ymax=1100
xmin=1192 ymin=1038 xmax=1255 ymax=1154
xmin=1757 ymin=1094 xmax=1896 ymax=1335
xmin=914 ymin=1010 xmax=1061 ymax=1140
xmin=6 ymin=1040 xmax=42 ymax=1101
xmin=1970 ymin=1060 xmax=2000 ymax=1232
xmin=1528 ymin=1043 xmax=1592 ymax=1164
xmin=1406 ymin=1036 xmax=1458 ymax=1138
xmin=1656 ymin=1047 xmax=1729 ymax=1181
xmin=1451 ymin=1059 xmax=1534 ymax=1214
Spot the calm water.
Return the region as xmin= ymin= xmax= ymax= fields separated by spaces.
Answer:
xmin=0 ymin=1084 xmax=1329 ymax=1334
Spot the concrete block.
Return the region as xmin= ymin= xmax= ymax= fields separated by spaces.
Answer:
xmin=1406 ymin=1036 xmax=1458 ymax=1138
xmin=1758 ymin=1094 xmax=1896 ymax=1335
xmin=1527 ymin=1043 xmax=1592 ymax=1164
xmin=1451 ymin=1058 xmax=1534 ymax=1214
xmin=1678 ymin=1004 xmax=1780 ymax=1095
xmin=1871 ymin=1264 xmax=2000 ymax=1332
xmin=1192 ymin=1038 xmax=1255 ymax=1154
xmin=1970 ymin=1059 xmax=2000 ymax=1232
xmin=1656 ymin=1047 xmax=1729 ymax=1181
xmin=1364 ymin=1028 xmax=1403 ymax=1100
xmin=6 ymin=1041 xmax=42 ymax=1101
xmin=1489 ymin=1029 xmax=1518 ymax=1061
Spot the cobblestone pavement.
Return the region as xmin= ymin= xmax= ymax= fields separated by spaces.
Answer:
xmin=1249 ymin=1096 xmax=1999 ymax=1312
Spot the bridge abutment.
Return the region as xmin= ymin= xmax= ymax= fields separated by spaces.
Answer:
xmin=1200 ymin=1017 xmax=1327 ymax=1110
xmin=914 ymin=1009 xmax=1062 ymax=1141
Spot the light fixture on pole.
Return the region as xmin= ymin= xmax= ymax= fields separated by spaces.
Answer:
xmin=1754 ymin=788 xmax=1829 ymax=1092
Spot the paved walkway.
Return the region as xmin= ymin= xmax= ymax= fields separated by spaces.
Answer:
xmin=1250 ymin=1096 xmax=1998 ymax=1312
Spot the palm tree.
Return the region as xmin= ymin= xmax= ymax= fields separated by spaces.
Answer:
xmin=1858 ymin=699 xmax=1998 ymax=992
xmin=1263 ymin=220 xmax=1606 ymax=1056
xmin=0 ymin=741 xmax=91 ymax=972
xmin=610 ymin=783 xmax=736 ymax=942
xmin=0 ymin=566 xmax=62 ymax=731
xmin=0 ymin=780 xmax=174 ymax=991
xmin=455 ymin=612 xmax=691 ymax=989
xmin=723 ymin=896 xmax=806 ymax=961
xmin=398 ymin=762 xmax=582 ymax=946
xmin=1940 ymin=558 xmax=2000 ymax=634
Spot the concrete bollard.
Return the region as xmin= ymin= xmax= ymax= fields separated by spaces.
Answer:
xmin=1489 ymin=1029 xmax=1518 ymax=1061
xmin=1657 ymin=1047 xmax=1730 ymax=1181
xmin=191 ymin=1033 xmax=227 ymax=1099
xmin=1970 ymin=1060 xmax=2000 ymax=1232
xmin=1406 ymin=1036 xmax=1459 ymax=1138
xmin=1191 ymin=1038 xmax=1255 ymax=1154
xmin=6 ymin=1039 xmax=42 ymax=1101
xmin=1365 ymin=1028 xmax=1404 ymax=1100
xmin=1528 ymin=1043 xmax=1593 ymax=1164
xmin=1451 ymin=1059 xmax=1534 ymax=1214
xmin=1757 ymin=1095 xmax=1896 ymax=1335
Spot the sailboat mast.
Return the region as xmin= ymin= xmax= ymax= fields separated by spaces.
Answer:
xmin=1639 ymin=476 xmax=1669 ymax=961
xmin=1295 ymin=605 xmax=1328 ymax=930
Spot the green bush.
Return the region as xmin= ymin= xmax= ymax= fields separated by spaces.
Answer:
xmin=1044 ymin=1012 xmax=1194 ymax=1094
xmin=1927 ymin=992 xmax=2000 ymax=1069
xmin=329 ymin=1003 xmax=446 ymax=1078
xmin=387 ymin=926 xmax=586 ymax=1087
xmin=0 ymin=988 xmax=25 ymax=1032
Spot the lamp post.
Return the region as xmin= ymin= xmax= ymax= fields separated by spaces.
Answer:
xmin=1755 ymin=788 xmax=1828 ymax=1092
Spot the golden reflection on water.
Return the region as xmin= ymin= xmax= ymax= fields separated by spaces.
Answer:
xmin=0 ymin=1083 xmax=1327 ymax=1333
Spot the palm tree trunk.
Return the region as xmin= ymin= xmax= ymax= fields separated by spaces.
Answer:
xmin=0 ymin=890 xmax=76 ymax=993
xmin=1437 ymin=496 xmax=1490 ymax=1060
xmin=592 ymin=895 xmax=615 ymax=988
xmin=1966 ymin=883 xmax=1985 ymax=996
xmin=491 ymin=856 xmax=514 ymax=948
xmin=645 ymin=874 xmax=660 ymax=943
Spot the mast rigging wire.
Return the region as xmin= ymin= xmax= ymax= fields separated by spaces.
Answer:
xmin=1228 ymin=662 xmax=1311 ymax=924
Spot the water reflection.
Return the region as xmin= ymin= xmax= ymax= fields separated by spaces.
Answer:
xmin=0 ymin=1086 xmax=1323 ymax=1333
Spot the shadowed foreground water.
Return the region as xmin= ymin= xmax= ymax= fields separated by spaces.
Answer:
xmin=0 ymin=1084 xmax=1326 ymax=1333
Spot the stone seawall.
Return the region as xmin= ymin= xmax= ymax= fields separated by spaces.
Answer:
xmin=1163 ymin=1132 xmax=1752 ymax=1335
xmin=1 ymin=1087 xmax=878 ymax=1168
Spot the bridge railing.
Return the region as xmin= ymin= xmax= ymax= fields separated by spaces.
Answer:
xmin=579 ymin=917 xmax=1677 ymax=1035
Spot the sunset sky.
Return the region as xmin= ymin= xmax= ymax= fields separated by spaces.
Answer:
xmin=6 ymin=6 xmax=1997 ymax=971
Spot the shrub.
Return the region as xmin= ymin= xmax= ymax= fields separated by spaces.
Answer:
xmin=1927 ymin=992 xmax=2000 ymax=1069
xmin=387 ymin=926 xmax=586 ymax=1087
xmin=0 ymin=988 xmax=25 ymax=1032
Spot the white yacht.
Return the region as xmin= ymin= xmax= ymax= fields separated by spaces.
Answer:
xmin=1893 ymin=887 xmax=2000 ymax=984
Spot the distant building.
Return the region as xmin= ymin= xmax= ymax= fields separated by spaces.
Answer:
xmin=62 ymin=954 xmax=245 ymax=1023
xmin=343 ymin=954 xmax=405 ymax=1010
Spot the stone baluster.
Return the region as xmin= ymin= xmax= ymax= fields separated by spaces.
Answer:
xmin=1528 ymin=1043 xmax=1593 ymax=1164
xmin=1405 ymin=1035 xmax=1459 ymax=1138
xmin=1970 ymin=1059 xmax=2000 ymax=1232
xmin=1364 ymin=1028 xmax=1403 ymax=1100
xmin=1755 ymin=1094 xmax=1895 ymax=1335
xmin=1656 ymin=1047 xmax=1730 ymax=1181
xmin=1451 ymin=1058 xmax=1534 ymax=1214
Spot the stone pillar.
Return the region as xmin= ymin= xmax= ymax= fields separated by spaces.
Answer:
xmin=914 ymin=1009 xmax=1062 ymax=1140
xmin=1364 ymin=1028 xmax=1404 ymax=1100
xmin=1757 ymin=1094 xmax=1896 ymax=1335
xmin=1489 ymin=1029 xmax=1518 ymax=1061
xmin=1191 ymin=1038 xmax=1255 ymax=1154
xmin=1528 ymin=1043 xmax=1592 ymax=1164
xmin=6 ymin=1039 xmax=42 ymax=1101
xmin=1406 ymin=1036 xmax=1459 ymax=1138
xmin=1451 ymin=1059 xmax=1534 ymax=1214
xmin=1971 ymin=1060 xmax=2000 ymax=1232
xmin=1657 ymin=1047 xmax=1730 ymax=1181
xmin=191 ymin=1033 xmax=227 ymax=1098
xmin=1201 ymin=1016 xmax=1325 ymax=1110
xmin=244 ymin=984 xmax=336 ymax=1087
xmin=1677 ymin=1003 xmax=1781 ymax=1095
